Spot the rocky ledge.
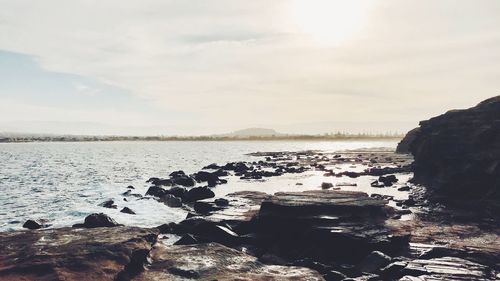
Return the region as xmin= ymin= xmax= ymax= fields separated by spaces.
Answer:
xmin=397 ymin=96 xmax=500 ymax=210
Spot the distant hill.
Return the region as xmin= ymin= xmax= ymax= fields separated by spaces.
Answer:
xmin=225 ymin=128 xmax=281 ymax=137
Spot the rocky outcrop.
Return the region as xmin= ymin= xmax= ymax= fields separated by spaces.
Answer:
xmin=0 ymin=226 xmax=158 ymax=281
xmin=0 ymin=227 xmax=324 ymax=281
xmin=398 ymin=96 xmax=500 ymax=203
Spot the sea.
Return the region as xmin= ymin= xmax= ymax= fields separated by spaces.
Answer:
xmin=0 ymin=140 xmax=400 ymax=231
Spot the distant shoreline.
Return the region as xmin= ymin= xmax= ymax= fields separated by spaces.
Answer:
xmin=0 ymin=135 xmax=403 ymax=143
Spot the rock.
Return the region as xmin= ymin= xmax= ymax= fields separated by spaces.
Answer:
xmin=146 ymin=177 xmax=172 ymax=186
xmin=397 ymin=257 xmax=493 ymax=280
xmin=145 ymin=185 xmax=167 ymax=197
xmin=134 ymin=243 xmax=324 ymax=280
xmin=191 ymin=221 xmax=242 ymax=246
xmin=22 ymin=219 xmax=45 ymax=230
xmin=321 ymin=182 xmax=334 ymax=189
xmin=156 ymin=223 xmax=172 ymax=234
xmin=194 ymin=201 xmax=222 ymax=214
xmin=259 ymin=253 xmax=288 ymax=265
xmin=215 ymin=198 xmax=229 ymax=207
xmin=174 ymin=234 xmax=199 ymax=245
xmin=122 ymin=190 xmax=142 ymax=198
xmin=99 ymin=199 xmax=117 ymax=209
xmin=370 ymin=180 xmax=385 ymax=188
xmin=171 ymin=175 xmax=195 ymax=187
xmin=183 ymin=186 xmax=215 ymax=202
xmin=193 ymin=170 xmax=223 ymax=187
xmin=396 ymin=127 xmax=421 ymax=154
xmin=378 ymin=175 xmax=398 ymax=186
xmin=73 ymin=213 xmax=120 ymax=228
xmin=126 ymin=185 xmax=135 ymax=189
xmin=166 ymin=186 xmax=186 ymax=198
xmin=400 ymin=96 xmax=500 ymax=203
xmin=162 ymin=194 xmax=183 ymax=208
xmin=169 ymin=170 xmax=185 ymax=177
xmin=120 ymin=207 xmax=136 ymax=214
xmin=397 ymin=185 xmax=411 ymax=191
xmin=357 ymin=251 xmax=392 ymax=273
xmin=202 ymin=163 xmax=220 ymax=170
xmin=0 ymin=226 xmax=158 ymax=281
xmin=257 ymin=190 xmax=409 ymax=263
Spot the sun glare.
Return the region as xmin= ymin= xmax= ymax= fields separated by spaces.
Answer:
xmin=290 ymin=0 xmax=373 ymax=46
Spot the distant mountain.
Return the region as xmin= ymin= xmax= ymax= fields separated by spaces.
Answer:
xmin=225 ymin=128 xmax=281 ymax=137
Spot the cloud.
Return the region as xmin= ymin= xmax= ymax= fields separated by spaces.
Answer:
xmin=0 ymin=0 xmax=499 ymax=134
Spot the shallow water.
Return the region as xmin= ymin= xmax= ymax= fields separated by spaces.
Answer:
xmin=0 ymin=140 xmax=398 ymax=231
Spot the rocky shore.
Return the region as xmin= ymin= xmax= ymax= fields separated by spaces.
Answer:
xmin=1 ymin=97 xmax=500 ymax=280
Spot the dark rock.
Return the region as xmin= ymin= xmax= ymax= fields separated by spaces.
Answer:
xmin=171 ymin=175 xmax=195 ymax=187
xmin=357 ymin=251 xmax=392 ymax=273
xmin=396 ymin=127 xmax=421 ymax=154
xmin=214 ymin=198 xmax=229 ymax=207
xmin=122 ymin=190 xmax=142 ymax=198
xmin=168 ymin=267 xmax=200 ymax=278
xmin=162 ymin=194 xmax=182 ymax=208
xmin=145 ymin=185 xmax=167 ymax=197
xmin=193 ymin=171 xmax=223 ymax=187
xmin=370 ymin=180 xmax=385 ymax=188
xmin=257 ymin=190 xmax=408 ymax=264
xmin=166 ymin=186 xmax=186 ymax=198
xmin=126 ymin=185 xmax=135 ymax=189
xmin=378 ymin=175 xmax=398 ymax=186
xmin=146 ymin=177 xmax=172 ymax=186
xmin=401 ymin=96 xmax=500 ymax=203
xmin=397 ymin=185 xmax=411 ymax=191
xmin=120 ymin=207 xmax=136 ymax=215
xmin=174 ymin=234 xmax=199 ymax=245
xmin=74 ymin=213 xmax=120 ymax=228
xmin=169 ymin=170 xmax=185 ymax=177
xmin=321 ymin=182 xmax=334 ymax=189
xmin=194 ymin=201 xmax=221 ymax=214
xmin=183 ymin=186 xmax=215 ymax=202
xmin=202 ymin=163 xmax=220 ymax=170
xmin=99 ymin=199 xmax=117 ymax=209
xmin=156 ymin=223 xmax=172 ymax=234
xmin=259 ymin=253 xmax=288 ymax=265
xmin=22 ymin=219 xmax=45 ymax=230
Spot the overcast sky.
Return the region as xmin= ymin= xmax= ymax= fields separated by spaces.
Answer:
xmin=0 ymin=0 xmax=499 ymax=135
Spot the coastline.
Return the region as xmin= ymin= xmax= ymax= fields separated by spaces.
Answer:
xmin=1 ymin=147 xmax=498 ymax=280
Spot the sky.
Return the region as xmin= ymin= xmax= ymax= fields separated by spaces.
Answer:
xmin=0 ymin=0 xmax=499 ymax=135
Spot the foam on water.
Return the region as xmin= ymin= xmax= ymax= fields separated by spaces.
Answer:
xmin=0 ymin=140 xmax=398 ymax=231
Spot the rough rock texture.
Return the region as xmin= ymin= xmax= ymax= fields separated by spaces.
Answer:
xmin=0 ymin=226 xmax=158 ymax=281
xmin=135 ymin=242 xmax=325 ymax=280
xmin=398 ymin=96 xmax=500 ymax=203
xmin=256 ymin=190 xmax=409 ymax=263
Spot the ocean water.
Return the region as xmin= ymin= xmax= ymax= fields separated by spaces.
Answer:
xmin=0 ymin=140 xmax=399 ymax=231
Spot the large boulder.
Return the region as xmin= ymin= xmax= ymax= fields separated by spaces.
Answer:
xmin=399 ymin=96 xmax=500 ymax=202
xmin=183 ymin=186 xmax=215 ymax=202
